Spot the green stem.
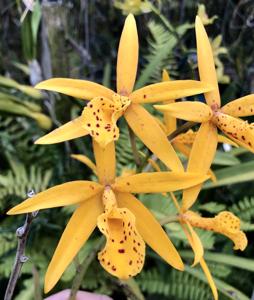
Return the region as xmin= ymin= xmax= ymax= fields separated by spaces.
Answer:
xmin=128 ymin=125 xmax=142 ymax=169
xmin=168 ymin=121 xmax=197 ymax=141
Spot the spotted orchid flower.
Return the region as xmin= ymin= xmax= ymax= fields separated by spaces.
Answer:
xmin=7 ymin=141 xmax=209 ymax=293
xmin=155 ymin=16 xmax=254 ymax=207
xmin=34 ymin=14 xmax=212 ymax=172
xmin=169 ymin=192 xmax=247 ymax=300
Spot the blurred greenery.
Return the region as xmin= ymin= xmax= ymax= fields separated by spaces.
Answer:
xmin=0 ymin=0 xmax=254 ymax=299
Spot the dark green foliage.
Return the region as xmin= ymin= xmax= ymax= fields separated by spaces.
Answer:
xmin=0 ymin=1 xmax=254 ymax=299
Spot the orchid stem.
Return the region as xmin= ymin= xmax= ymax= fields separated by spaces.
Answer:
xmin=68 ymin=237 xmax=105 ymax=300
xmin=128 ymin=126 xmax=142 ymax=169
xmin=4 ymin=191 xmax=37 ymax=300
xmin=168 ymin=121 xmax=197 ymax=141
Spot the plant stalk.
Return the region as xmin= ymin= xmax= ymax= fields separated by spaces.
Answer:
xmin=4 ymin=191 xmax=37 ymax=300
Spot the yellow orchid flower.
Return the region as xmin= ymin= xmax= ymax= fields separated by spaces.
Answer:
xmin=34 ymin=14 xmax=212 ymax=172
xmin=155 ymin=16 xmax=254 ymax=208
xmin=7 ymin=142 xmax=210 ymax=293
xmin=169 ymin=192 xmax=247 ymax=300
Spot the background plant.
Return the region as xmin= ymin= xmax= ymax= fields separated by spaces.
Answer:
xmin=0 ymin=0 xmax=254 ymax=299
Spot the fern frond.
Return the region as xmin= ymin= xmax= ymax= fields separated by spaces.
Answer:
xmin=137 ymin=268 xmax=211 ymax=300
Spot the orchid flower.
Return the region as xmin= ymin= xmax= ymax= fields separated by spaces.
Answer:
xmin=155 ymin=16 xmax=254 ymax=208
xmin=7 ymin=141 xmax=209 ymax=293
xmin=34 ymin=14 xmax=212 ymax=172
xmin=169 ymin=192 xmax=247 ymax=300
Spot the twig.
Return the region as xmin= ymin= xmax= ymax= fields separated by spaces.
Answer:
xmin=117 ymin=278 xmax=145 ymax=300
xmin=4 ymin=191 xmax=38 ymax=300
xmin=68 ymin=237 xmax=105 ymax=300
xmin=143 ymin=121 xmax=197 ymax=172
xmin=128 ymin=126 xmax=142 ymax=169
xmin=167 ymin=121 xmax=196 ymax=141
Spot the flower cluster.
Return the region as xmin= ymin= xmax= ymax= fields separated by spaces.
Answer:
xmin=8 ymin=13 xmax=252 ymax=300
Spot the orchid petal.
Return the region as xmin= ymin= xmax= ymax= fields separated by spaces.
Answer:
xmin=217 ymin=134 xmax=238 ymax=147
xmin=125 ymin=104 xmax=184 ymax=171
xmin=35 ymin=117 xmax=88 ymax=144
xmin=117 ymin=14 xmax=138 ymax=95
xmin=161 ymin=69 xmax=177 ymax=134
xmin=195 ymin=16 xmax=220 ymax=107
xmin=117 ymin=192 xmax=184 ymax=271
xmin=182 ymin=122 xmax=217 ymax=211
xmin=200 ymin=258 xmax=218 ymax=300
xmin=93 ymin=140 xmax=116 ymax=185
xmin=212 ymin=112 xmax=254 ymax=152
xmin=155 ymin=102 xmax=213 ymax=122
xmin=35 ymin=78 xmax=114 ymax=100
xmin=98 ymin=189 xmax=145 ymax=279
xmin=221 ymin=94 xmax=254 ymax=117
xmin=181 ymin=221 xmax=204 ymax=266
xmin=113 ymin=172 xmax=209 ymax=194
xmin=71 ymin=154 xmax=97 ymax=175
xmin=184 ymin=211 xmax=248 ymax=251
xmin=7 ymin=181 xmax=103 ymax=214
xmin=130 ymin=81 xmax=212 ymax=104
xmin=82 ymin=95 xmax=130 ymax=147
xmin=44 ymin=194 xmax=103 ymax=293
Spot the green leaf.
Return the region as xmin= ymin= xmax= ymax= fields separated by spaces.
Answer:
xmin=181 ymin=251 xmax=254 ymax=272
xmin=213 ymin=150 xmax=240 ymax=166
xmin=198 ymin=202 xmax=226 ymax=213
xmin=185 ymin=264 xmax=249 ymax=300
xmin=204 ymin=160 xmax=254 ymax=189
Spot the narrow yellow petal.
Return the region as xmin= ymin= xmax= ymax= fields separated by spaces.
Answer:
xmin=161 ymin=70 xmax=177 ymax=134
xmin=130 ymin=81 xmax=213 ymax=104
xmin=93 ymin=140 xmax=116 ymax=185
xmin=184 ymin=210 xmax=248 ymax=251
xmin=113 ymin=172 xmax=209 ymax=194
xmin=44 ymin=194 xmax=103 ymax=293
xmin=82 ymin=94 xmax=130 ymax=147
xmin=200 ymin=258 xmax=218 ymax=300
xmin=182 ymin=122 xmax=217 ymax=211
xmin=155 ymin=102 xmax=213 ymax=122
xmin=208 ymin=169 xmax=217 ymax=183
xmin=195 ymin=16 xmax=221 ymax=107
xmin=125 ymin=104 xmax=184 ymax=172
xmin=7 ymin=181 xmax=103 ymax=214
xmin=173 ymin=141 xmax=191 ymax=157
xmin=117 ymin=14 xmax=138 ymax=95
xmin=174 ymin=130 xmax=238 ymax=147
xmin=117 ymin=192 xmax=184 ymax=271
xmin=217 ymin=134 xmax=238 ymax=147
xmin=35 ymin=78 xmax=114 ymax=100
xmin=35 ymin=117 xmax=88 ymax=144
xmin=71 ymin=154 xmax=97 ymax=175
xmin=221 ymin=94 xmax=254 ymax=117
xmin=212 ymin=112 xmax=254 ymax=152
xmin=181 ymin=221 xmax=204 ymax=266
xmin=162 ymin=69 xmax=170 ymax=81
xmin=173 ymin=129 xmax=196 ymax=145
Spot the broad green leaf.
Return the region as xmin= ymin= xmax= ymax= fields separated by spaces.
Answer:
xmin=213 ymin=150 xmax=240 ymax=166
xmin=204 ymin=160 xmax=254 ymax=189
xmin=182 ymin=251 xmax=254 ymax=272
xmin=0 ymin=76 xmax=42 ymax=99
